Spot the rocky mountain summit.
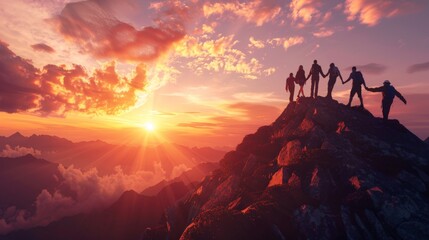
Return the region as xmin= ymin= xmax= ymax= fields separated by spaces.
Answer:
xmin=149 ymin=97 xmax=429 ymax=240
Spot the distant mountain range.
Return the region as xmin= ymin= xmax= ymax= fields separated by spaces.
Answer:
xmin=5 ymin=182 xmax=192 ymax=240
xmin=0 ymin=155 xmax=60 ymax=210
xmin=0 ymin=133 xmax=226 ymax=176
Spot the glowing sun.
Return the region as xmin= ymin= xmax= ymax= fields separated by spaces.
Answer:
xmin=143 ymin=121 xmax=156 ymax=132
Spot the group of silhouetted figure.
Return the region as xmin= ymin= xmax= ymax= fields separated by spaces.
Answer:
xmin=285 ymin=60 xmax=407 ymax=121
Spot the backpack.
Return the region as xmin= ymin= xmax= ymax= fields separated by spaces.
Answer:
xmin=331 ymin=67 xmax=339 ymax=78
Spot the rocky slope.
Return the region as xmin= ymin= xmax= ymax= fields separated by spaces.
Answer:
xmin=148 ymin=97 xmax=429 ymax=240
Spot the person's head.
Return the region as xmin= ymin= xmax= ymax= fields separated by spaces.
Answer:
xmin=352 ymin=66 xmax=357 ymax=72
xmin=299 ymin=65 xmax=303 ymax=70
xmin=289 ymin=73 xmax=293 ymax=77
xmin=383 ymin=80 xmax=391 ymax=85
xmin=314 ymin=60 xmax=317 ymax=64
xmin=330 ymin=63 xmax=335 ymax=68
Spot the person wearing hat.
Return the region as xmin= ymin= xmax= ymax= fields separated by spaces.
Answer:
xmin=365 ymin=80 xmax=407 ymax=121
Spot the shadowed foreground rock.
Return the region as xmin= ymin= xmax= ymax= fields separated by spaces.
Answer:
xmin=147 ymin=97 xmax=429 ymax=240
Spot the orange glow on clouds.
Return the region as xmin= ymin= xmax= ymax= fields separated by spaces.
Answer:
xmin=1 ymin=0 xmax=429 ymax=147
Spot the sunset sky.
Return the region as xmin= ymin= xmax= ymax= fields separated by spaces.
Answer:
xmin=1 ymin=0 xmax=429 ymax=148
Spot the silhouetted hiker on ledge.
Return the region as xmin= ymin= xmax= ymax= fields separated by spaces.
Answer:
xmin=285 ymin=73 xmax=296 ymax=103
xmin=307 ymin=60 xmax=325 ymax=98
xmin=296 ymin=65 xmax=307 ymax=98
xmin=324 ymin=63 xmax=343 ymax=99
xmin=366 ymin=80 xmax=407 ymax=121
xmin=343 ymin=66 xmax=367 ymax=108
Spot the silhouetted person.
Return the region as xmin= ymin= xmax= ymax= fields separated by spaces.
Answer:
xmin=343 ymin=66 xmax=367 ymax=107
xmin=324 ymin=63 xmax=343 ymax=99
xmin=366 ymin=80 xmax=407 ymax=121
xmin=285 ymin=73 xmax=296 ymax=103
xmin=296 ymin=65 xmax=306 ymax=98
xmin=307 ymin=60 xmax=325 ymax=98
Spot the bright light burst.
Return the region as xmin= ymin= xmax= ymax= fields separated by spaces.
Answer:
xmin=143 ymin=121 xmax=156 ymax=132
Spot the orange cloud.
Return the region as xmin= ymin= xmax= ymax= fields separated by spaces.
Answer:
xmin=50 ymin=0 xmax=188 ymax=62
xmin=289 ymin=0 xmax=322 ymax=24
xmin=0 ymin=40 xmax=147 ymax=115
xmin=248 ymin=37 xmax=265 ymax=49
xmin=344 ymin=0 xmax=420 ymax=26
xmin=266 ymin=36 xmax=305 ymax=50
xmin=313 ymin=28 xmax=334 ymax=38
xmin=175 ymin=35 xmax=265 ymax=79
xmin=203 ymin=0 xmax=281 ymax=26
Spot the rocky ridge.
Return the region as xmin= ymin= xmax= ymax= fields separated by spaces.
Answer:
xmin=150 ymin=97 xmax=429 ymax=240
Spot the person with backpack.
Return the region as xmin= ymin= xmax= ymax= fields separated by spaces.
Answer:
xmin=306 ymin=60 xmax=325 ymax=98
xmin=342 ymin=66 xmax=367 ymax=108
xmin=365 ymin=80 xmax=407 ymax=121
xmin=296 ymin=65 xmax=307 ymax=98
xmin=324 ymin=63 xmax=343 ymax=99
xmin=285 ymin=73 xmax=296 ymax=103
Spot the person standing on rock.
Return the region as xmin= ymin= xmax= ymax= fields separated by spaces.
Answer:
xmin=296 ymin=65 xmax=307 ymax=99
xmin=324 ymin=63 xmax=343 ymax=100
xmin=342 ymin=66 xmax=367 ymax=108
xmin=285 ymin=73 xmax=296 ymax=103
xmin=306 ymin=60 xmax=325 ymax=98
xmin=365 ymin=80 xmax=407 ymax=121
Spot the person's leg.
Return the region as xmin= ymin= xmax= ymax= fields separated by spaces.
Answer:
xmin=310 ymin=79 xmax=314 ymax=98
xmin=347 ymin=88 xmax=356 ymax=107
xmin=327 ymin=78 xmax=335 ymax=99
xmin=382 ymin=100 xmax=392 ymax=121
xmin=357 ymin=86 xmax=363 ymax=107
xmin=290 ymin=87 xmax=294 ymax=102
xmin=315 ymin=78 xmax=319 ymax=97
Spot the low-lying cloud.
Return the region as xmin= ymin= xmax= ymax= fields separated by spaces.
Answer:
xmin=30 ymin=43 xmax=55 ymax=53
xmin=0 ymin=162 xmax=168 ymax=234
xmin=407 ymin=61 xmax=429 ymax=73
xmin=0 ymin=145 xmax=41 ymax=158
xmin=345 ymin=63 xmax=387 ymax=75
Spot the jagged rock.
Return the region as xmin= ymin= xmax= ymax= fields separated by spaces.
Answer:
xmin=277 ymin=140 xmax=302 ymax=166
xmin=153 ymin=97 xmax=429 ymax=240
xmin=267 ymin=167 xmax=292 ymax=187
xmin=293 ymin=205 xmax=341 ymax=240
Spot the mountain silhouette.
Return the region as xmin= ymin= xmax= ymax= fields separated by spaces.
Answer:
xmin=0 ymin=134 xmax=225 ymax=176
xmin=145 ymin=97 xmax=429 ymax=239
xmin=5 ymin=182 xmax=192 ymax=240
xmin=142 ymin=162 xmax=218 ymax=196
xmin=0 ymin=155 xmax=61 ymax=210
xmin=425 ymin=137 xmax=429 ymax=145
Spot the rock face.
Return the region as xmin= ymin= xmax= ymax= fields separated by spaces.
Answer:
xmin=149 ymin=97 xmax=429 ymax=240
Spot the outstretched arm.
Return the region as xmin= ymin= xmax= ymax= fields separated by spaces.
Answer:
xmin=343 ymin=73 xmax=352 ymax=84
xmin=366 ymin=86 xmax=383 ymax=92
xmin=395 ymin=90 xmax=407 ymax=104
